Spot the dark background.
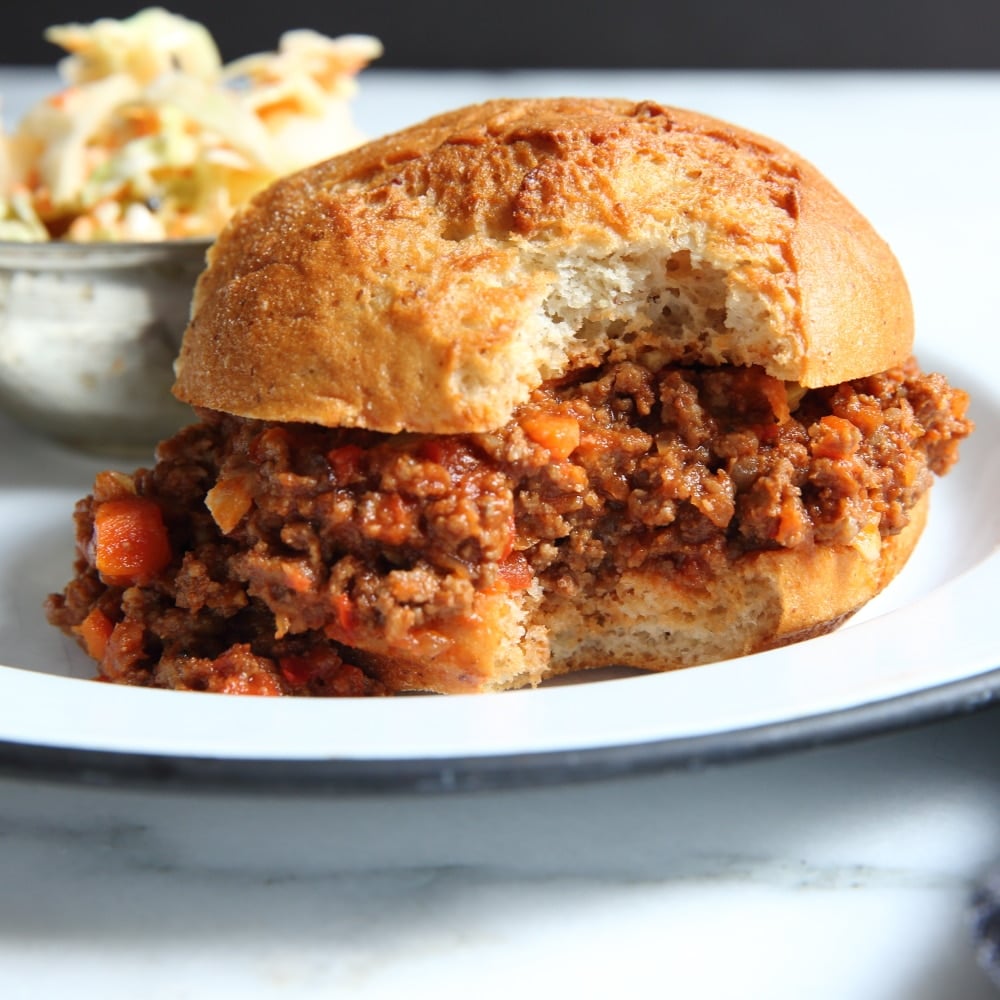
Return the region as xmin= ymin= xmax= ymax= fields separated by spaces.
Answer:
xmin=1 ymin=1 xmax=999 ymax=69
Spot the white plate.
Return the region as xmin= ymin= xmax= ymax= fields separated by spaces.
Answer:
xmin=1 ymin=72 xmax=998 ymax=791
xmin=0 ymin=320 xmax=996 ymax=791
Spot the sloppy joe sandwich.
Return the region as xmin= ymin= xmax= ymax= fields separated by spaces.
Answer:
xmin=46 ymin=97 xmax=972 ymax=695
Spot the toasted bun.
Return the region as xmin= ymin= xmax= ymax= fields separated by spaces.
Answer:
xmin=337 ymin=494 xmax=928 ymax=693
xmin=538 ymin=493 xmax=928 ymax=684
xmin=173 ymin=97 xmax=913 ymax=433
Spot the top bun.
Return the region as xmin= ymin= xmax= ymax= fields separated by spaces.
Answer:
xmin=173 ymin=97 xmax=913 ymax=433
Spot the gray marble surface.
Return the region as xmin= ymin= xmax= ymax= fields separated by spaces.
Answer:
xmin=2 ymin=705 xmax=1000 ymax=998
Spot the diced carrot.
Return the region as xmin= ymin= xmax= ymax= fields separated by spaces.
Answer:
xmin=759 ymin=375 xmax=792 ymax=425
xmin=74 ymin=607 xmax=115 ymax=662
xmin=281 ymin=561 xmax=315 ymax=594
xmin=92 ymin=497 xmax=172 ymax=584
xmin=774 ymin=495 xmax=808 ymax=548
xmin=900 ymin=455 xmax=923 ymax=488
xmin=121 ymin=105 xmax=160 ymax=137
xmin=521 ymin=413 xmax=581 ymax=461
xmin=832 ymin=393 xmax=883 ymax=436
xmin=205 ymin=476 xmax=253 ymax=534
xmin=257 ymin=96 xmax=305 ymax=122
xmin=47 ymin=87 xmax=78 ymax=110
xmin=810 ymin=415 xmax=862 ymax=460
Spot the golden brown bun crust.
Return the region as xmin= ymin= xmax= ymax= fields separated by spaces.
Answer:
xmin=174 ymin=97 xmax=914 ymax=433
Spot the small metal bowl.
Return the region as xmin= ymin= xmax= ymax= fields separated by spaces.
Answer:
xmin=0 ymin=238 xmax=211 ymax=456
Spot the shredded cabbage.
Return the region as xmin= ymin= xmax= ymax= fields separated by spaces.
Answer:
xmin=0 ymin=8 xmax=381 ymax=241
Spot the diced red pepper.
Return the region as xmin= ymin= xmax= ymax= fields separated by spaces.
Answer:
xmin=415 ymin=438 xmax=479 ymax=477
xmin=329 ymin=593 xmax=359 ymax=643
xmin=278 ymin=648 xmax=373 ymax=696
xmin=327 ymin=444 xmax=366 ymax=482
xmin=279 ymin=653 xmax=317 ymax=687
xmin=810 ymin=415 xmax=863 ymax=460
xmin=496 ymin=551 xmax=533 ymax=591
xmin=278 ymin=648 xmax=341 ymax=688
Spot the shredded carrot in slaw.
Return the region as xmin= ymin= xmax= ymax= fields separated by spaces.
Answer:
xmin=0 ymin=8 xmax=380 ymax=242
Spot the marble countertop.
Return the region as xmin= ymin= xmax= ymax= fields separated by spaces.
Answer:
xmin=1 ymin=67 xmax=999 ymax=998
xmin=3 ymin=706 xmax=1000 ymax=999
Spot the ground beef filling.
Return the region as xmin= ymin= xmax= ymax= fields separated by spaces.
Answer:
xmin=45 ymin=358 xmax=971 ymax=695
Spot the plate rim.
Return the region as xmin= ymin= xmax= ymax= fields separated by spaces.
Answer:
xmin=1 ymin=666 xmax=998 ymax=795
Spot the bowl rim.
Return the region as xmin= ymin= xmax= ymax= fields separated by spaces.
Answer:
xmin=0 ymin=237 xmax=213 ymax=270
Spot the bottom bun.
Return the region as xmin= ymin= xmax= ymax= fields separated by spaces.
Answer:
xmin=536 ymin=493 xmax=927 ymax=685
xmin=367 ymin=494 xmax=928 ymax=694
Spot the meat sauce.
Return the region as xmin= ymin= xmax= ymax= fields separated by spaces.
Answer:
xmin=45 ymin=358 xmax=971 ymax=695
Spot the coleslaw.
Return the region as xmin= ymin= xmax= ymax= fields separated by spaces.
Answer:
xmin=0 ymin=8 xmax=381 ymax=241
